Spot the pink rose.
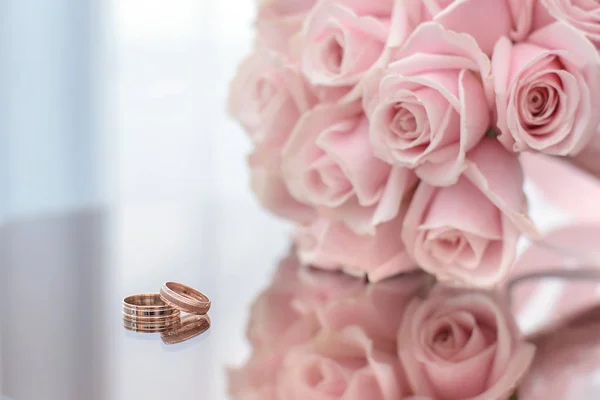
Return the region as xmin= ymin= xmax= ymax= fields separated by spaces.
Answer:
xmin=245 ymin=255 xmax=309 ymax=350
xmin=363 ymin=23 xmax=491 ymax=186
xmin=231 ymin=253 xmax=429 ymax=400
xmin=398 ymin=289 xmax=536 ymax=400
xmin=316 ymin=273 xmax=431 ymax=345
xmin=256 ymin=0 xmax=318 ymax=56
xmin=395 ymin=0 xmax=537 ymax=53
xmin=228 ymin=51 xmax=315 ymax=145
xmin=248 ymin=148 xmax=316 ymax=224
xmin=300 ymin=0 xmax=394 ymax=88
xmin=282 ymin=102 xmax=417 ymax=234
xmin=231 ymin=255 xmax=343 ymax=399
xmin=229 ymin=312 xmax=320 ymax=400
xmin=245 ymin=254 xmax=366 ymax=350
xmin=276 ymin=277 xmax=427 ymax=400
xmin=229 ymin=51 xmax=318 ymax=223
xmin=277 ymin=327 xmax=407 ymax=400
xmin=493 ymin=22 xmax=600 ymax=155
xmin=402 ymin=139 xmax=537 ymax=288
xmin=542 ymin=0 xmax=600 ymax=45
xmin=295 ymin=215 xmax=416 ymax=282
xmin=243 ymin=252 xmax=372 ymax=349
xmin=291 ymin=264 xmax=367 ymax=315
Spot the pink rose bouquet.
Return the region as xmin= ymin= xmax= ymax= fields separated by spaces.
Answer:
xmin=229 ymin=0 xmax=600 ymax=288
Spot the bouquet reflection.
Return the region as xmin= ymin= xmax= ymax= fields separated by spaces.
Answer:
xmin=229 ymin=251 xmax=600 ymax=400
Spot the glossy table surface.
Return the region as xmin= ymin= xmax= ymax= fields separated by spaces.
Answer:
xmin=0 ymin=201 xmax=291 ymax=400
xmin=2 ymin=201 xmax=600 ymax=400
xmin=8 ymin=1 xmax=600 ymax=399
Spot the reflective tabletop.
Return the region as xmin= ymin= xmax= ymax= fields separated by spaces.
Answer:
xmin=2 ymin=203 xmax=600 ymax=400
xmin=0 ymin=202 xmax=290 ymax=400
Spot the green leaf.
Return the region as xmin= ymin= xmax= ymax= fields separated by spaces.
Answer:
xmin=509 ymin=392 xmax=518 ymax=400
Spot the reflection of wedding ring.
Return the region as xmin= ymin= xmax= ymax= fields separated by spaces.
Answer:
xmin=123 ymin=293 xmax=179 ymax=317
xmin=159 ymin=282 xmax=211 ymax=315
xmin=123 ymin=316 xmax=181 ymax=333
xmin=161 ymin=314 xmax=211 ymax=345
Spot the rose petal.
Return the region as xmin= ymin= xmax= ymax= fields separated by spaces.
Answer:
xmin=464 ymin=139 xmax=537 ymax=237
xmin=473 ymin=343 xmax=536 ymax=400
xmin=248 ymin=151 xmax=316 ymax=224
xmin=434 ymin=0 xmax=512 ymax=54
xmin=296 ymin=216 xmax=417 ymax=282
xmin=419 ymin=178 xmax=502 ymax=239
xmin=423 ymin=345 xmax=495 ymax=399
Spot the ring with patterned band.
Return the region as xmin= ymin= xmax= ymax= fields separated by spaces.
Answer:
xmin=159 ymin=282 xmax=211 ymax=315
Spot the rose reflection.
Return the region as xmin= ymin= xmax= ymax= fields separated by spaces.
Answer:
xmin=398 ymin=290 xmax=534 ymax=400
xmin=231 ymin=257 xmax=519 ymax=398
xmin=229 ymin=253 xmax=427 ymax=400
xmin=230 ymin=253 xmax=600 ymax=399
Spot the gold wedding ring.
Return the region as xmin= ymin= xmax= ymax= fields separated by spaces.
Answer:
xmin=123 ymin=284 xmax=212 ymax=342
xmin=159 ymin=282 xmax=211 ymax=315
xmin=122 ymin=293 xmax=181 ymax=333
xmin=123 ymin=293 xmax=181 ymax=318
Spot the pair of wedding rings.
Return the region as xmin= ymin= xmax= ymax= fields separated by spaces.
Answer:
xmin=123 ymin=282 xmax=211 ymax=344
